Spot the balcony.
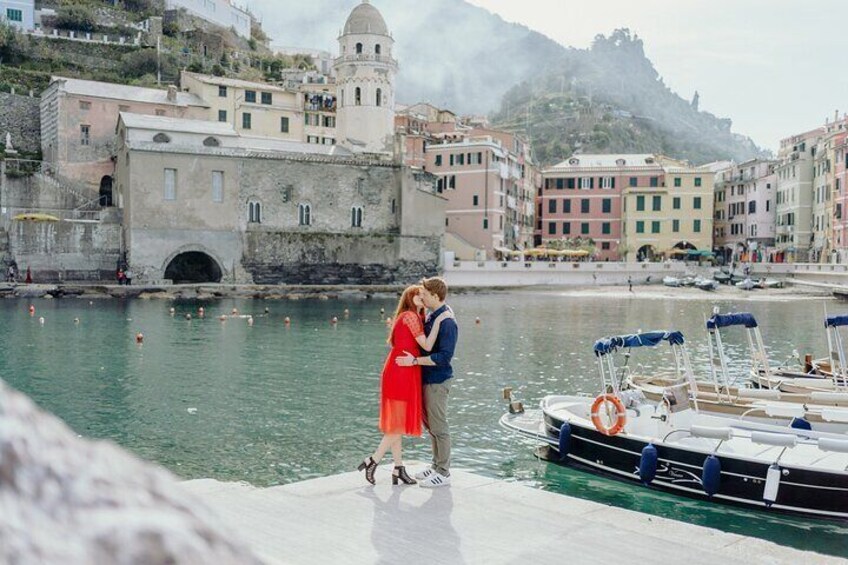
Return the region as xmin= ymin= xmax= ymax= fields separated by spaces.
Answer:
xmin=334 ymin=54 xmax=398 ymax=68
xmin=776 ymin=225 xmax=794 ymax=235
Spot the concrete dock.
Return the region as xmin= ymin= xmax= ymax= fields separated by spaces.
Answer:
xmin=183 ymin=466 xmax=839 ymax=564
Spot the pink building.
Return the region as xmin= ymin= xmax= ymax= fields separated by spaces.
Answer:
xmin=833 ymin=133 xmax=848 ymax=261
xmin=539 ymin=155 xmax=664 ymax=261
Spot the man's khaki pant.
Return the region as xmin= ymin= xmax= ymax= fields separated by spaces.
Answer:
xmin=423 ymin=381 xmax=451 ymax=476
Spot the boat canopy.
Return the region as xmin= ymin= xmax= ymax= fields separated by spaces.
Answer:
xmin=593 ymin=331 xmax=685 ymax=357
xmin=825 ymin=315 xmax=848 ymax=328
xmin=706 ymin=313 xmax=758 ymax=330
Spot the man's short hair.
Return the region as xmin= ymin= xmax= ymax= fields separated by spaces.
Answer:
xmin=421 ymin=276 xmax=448 ymax=301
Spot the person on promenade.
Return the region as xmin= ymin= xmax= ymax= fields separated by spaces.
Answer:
xmin=7 ymin=264 xmax=15 ymax=283
xmin=25 ymin=267 xmax=32 ymax=284
xmin=396 ymin=277 xmax=459 ymax=488
xmin=125 ymin=267 xmax=134 ymax=286
xmin=359 ymin=285 xmax=454 ymax=486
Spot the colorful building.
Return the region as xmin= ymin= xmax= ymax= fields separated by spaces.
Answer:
xmin=834 ymin=133 xmax=848 ymax=262
xmin=774 ymin=128 xmax=821 ymax=262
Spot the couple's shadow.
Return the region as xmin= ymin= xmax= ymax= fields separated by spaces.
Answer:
xmin=358 ymin=486 xmax=464 ymax=564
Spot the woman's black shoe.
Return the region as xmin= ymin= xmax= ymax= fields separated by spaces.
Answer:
xmin=358 ymin=457 xmax=377 ymax=485
xmin=392 ymin=465 xmax=416 ymax=486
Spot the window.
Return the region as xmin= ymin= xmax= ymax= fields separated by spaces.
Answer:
xmin=581 ymin=199 xmax=590 ymax=213
xmin=449 ymin=175 xmax=456 ymax=189
xmin=245 ymin=90 xmax=256 ymax=103
xmin=566 ymin=178 xmax=575 ymax=189
xmin=351 ymin=206 xmax=363 ymax=228
xmin=155 ymin=109 xmax=166 ymax=116
xmin=6 ymin=8 xmax=23 ymax=22
xmin=298 ymin=203 xmax=311 ymax=226
xmin=694 ymin=177 xmax=702 ymax=187
xmin=602 ymin=198 xmax=611 ymax=213
xmin=80 ymin=125 xmax=90 ymax=146
xmin=218 ymin=109 xmax=227 ymax=122
xmin=563 ymin=222 xmax=570 ymax=235
xmin=748 ymin=200 xmax=756 ymax=214
xmin=248 ymin=201 xmax=262 ymax=223
xmin=473 ymin=195 xmax=479 ymax=206
xmin=242 ymin=113 xmax=251 ymax=129
xmin=280 ymin=117 xmax=290 ymax=133
xmin=629 ymin=177 xmax=638 ymax=187
xmin=674 ymin=177 xmax=681 ymax=187
xmin=581 ymin=222 xmax=589 ymax=235
xmin=323 ymin=116 xmax=335 ymax=127
xmin=601 ymin=176 xmax=614 ymax=189
xmin=355 ymin=87 xmax=361 ymax=105
xmin=212 ymin=171 xmax=224 ymax=203
xmin=766 ymin=200 xmax=771 ymax=212
xmin=563 ymin=200 xmax=571 ymax=213
xmin=355 ymin=42 xmax=363 ymax=54
xmin=636 ymin=195 xmax=645 ymax=211
xmin=435 ymin=155 xmax=442 ymax=166
xmin=673 ymin=197 xmax=681 ymax=210
xmin=579 ymin=177 xmax=593 ymax=189
xmin=153 ymin=133 xmax=171 ymax=143
xmin=651 ymin=221 xmax=660 ymax=234
xmin=693 ymin=196 xmax=702 ymax=209
xmin=652 ymin=195 xmax=661 ymax=211
xmin=694 ymin=219 xmax=702 ymax=233
xmin=483 ymin=218 xmax=489 ymax=230
xmin=602 ymin=222 xmax=610 ymax=235
xmin=548 ymin=222 xmax=556 ymax=235
xmin=636 ymin=220 xmax=645 ymax=233
xmin=601 ymin=242 xmax=611 ymax=250
xmin=261 ymin=92 xmax=272 ymax=105
xmin=163 ymin=168 xmax=176 ymax=201
xmin=548 ymin=200 xmax=556 ymax=214
xmin=376 ymin=88 xmax=382 ymax=107
xmin=650 ymin=177 xmax=659 ymax=187
xmin=79 ymin=101 xmax=91 ymax=110
xmin=375 ymin=44 xmax=381 ymax=55
xmin=672 ymin=219 xmax=680 ymax=232
xmin=218 ymin=85 xmax=227 ymax=97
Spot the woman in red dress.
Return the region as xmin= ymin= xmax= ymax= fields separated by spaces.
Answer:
xmin=358 ymin=285 xmax=453 ymax=485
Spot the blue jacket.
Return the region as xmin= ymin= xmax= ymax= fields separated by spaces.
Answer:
xmin=422 ymin=305 xmax=458 ymax=385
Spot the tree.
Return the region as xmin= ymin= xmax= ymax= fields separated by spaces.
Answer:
xmin=55 ymin=6 xmax=97 ymax=32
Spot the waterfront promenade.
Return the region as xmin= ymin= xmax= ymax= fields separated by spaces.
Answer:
xmin=183 ymin=467 xmax=838 ymax=564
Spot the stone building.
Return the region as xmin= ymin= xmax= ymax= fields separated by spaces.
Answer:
xmin=334 ymin=0 xmax=397 ymax=155
xmin=40 ymin=77 xmax=208 ymax=201
xmin=114 ymin=113 xmax=445 ymax=284
xmin=164 ymin=0 xmax=251 ymax=39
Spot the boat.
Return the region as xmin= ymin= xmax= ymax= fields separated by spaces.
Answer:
xmin=763 ymin=278 xmax=784 ymax=289
xmin=681 ymin=276 xmax=697 ymax=287
xmin=735 ymin=278 xmax=756 ymax=290
xmin=662 ymin=276 xmax=682 ymax=287
xmin=695 ymin=278 xmax=718 ymax=291
xmin=501 ymin=331 xmax=848 ymax=519
xmin=713 ymin=270 xmax=732 ymax=284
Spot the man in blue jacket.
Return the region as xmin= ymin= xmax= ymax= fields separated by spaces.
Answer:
xmin=396 ymin=276 xmax=458 ymax=487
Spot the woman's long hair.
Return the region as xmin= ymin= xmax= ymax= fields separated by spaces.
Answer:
xmin=387 ymin=285 xmax=422 ymax=345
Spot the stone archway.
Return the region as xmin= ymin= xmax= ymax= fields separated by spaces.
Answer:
xmin=99 ymin=176 xmax=113 ymax=207
xmin=164 ymin=251 xmax=223 ymax=284
xmin=637 ymin=244 xmax=656 ymax=262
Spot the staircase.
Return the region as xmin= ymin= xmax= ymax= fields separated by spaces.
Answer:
xmin=33 ymin=171 xmax=101 ymax=211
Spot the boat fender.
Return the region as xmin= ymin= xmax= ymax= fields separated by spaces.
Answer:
xmin=701 ymin=455 xmax=721 ymax=497
xmin=789 ymin=417 xmax=812 ymax=431
xmin=558 ymin=422 xmax=572 ymax=459
xmin=763 ymin=464 xmax=781 ymax=506
xmin=639 ymin=444 xmax=658 ymax=485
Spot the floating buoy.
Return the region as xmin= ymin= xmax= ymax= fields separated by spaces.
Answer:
xmin=187 ymin=407 xmax=198 ymax=415
xmin=475 ymin=317 xmax=481 ymax=325
xmin=701 ymin=454 xmax=721 ymax=497
xmin=185 ymin=313 xmax=192 ymax=320
xmin=385 ymin=317 xmax=392 ymax=327
xmin=248 ymin=316 xmax=254 ymax=326
xmin=135 ymin=332 xmax=144 ymax=344
xmin=28 ymin=305 xmax=35 ymax=315
xmin=380 ymin=308 xmax=385 ymax=315
xmin=231 ymin=308 xmax=239 ymax=315
xmin=344 ymin=308 xmax=350 ymax=317
xmin=169 ymin=307 xmax=175 ymax=316
xmin=639 ymin=444 xmax=658 ymax=485
xmin=74 ymin=318 xmax=80 ymax=325
xmin=198 ymin=307 xmax=205 ymax=318
xmin=38 ymin=316 xmax=45 ymax=325
xmin=284 ymin=317 xmax=291 ymax=325
xmin=219 ymin=315 xmax=227 ymax=322
xmin=264 ymin=307 xmax=270 ymax=314
xmin=558 ymin=422 xmax=572 ymax=459
xmin=331 ymin=316 xmax=338 ymax=325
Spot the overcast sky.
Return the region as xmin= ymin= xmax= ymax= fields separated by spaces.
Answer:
xmin=466 ymin=0 xmax=848 ymax=151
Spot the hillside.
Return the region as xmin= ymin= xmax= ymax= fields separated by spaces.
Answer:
xmin=256 ymin=0 xmax=767 ymax=165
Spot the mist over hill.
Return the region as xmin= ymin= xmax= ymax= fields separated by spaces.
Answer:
xmin=253 ymin=0 xmax=768 ymax=164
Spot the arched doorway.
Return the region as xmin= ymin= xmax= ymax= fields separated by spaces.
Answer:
xmin=164 ymin=252 xmax=222 ymax=284
xmin=99 ymin=176 xmax=113 ymax=207
xmin=637 ymin=244 xmax=656 ymax=262
xmin=673 ymin=241 xmax=697 ymax=251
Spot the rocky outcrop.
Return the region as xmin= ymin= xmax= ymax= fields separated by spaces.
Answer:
xmin=0 ymin=380 xmax=264 ymax=564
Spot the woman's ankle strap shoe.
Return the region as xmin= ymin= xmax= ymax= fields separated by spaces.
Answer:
xmin=392 ymin=465 xmax=417 ymax=486
xmin=358 ymin=457 xmax=377 ymax=485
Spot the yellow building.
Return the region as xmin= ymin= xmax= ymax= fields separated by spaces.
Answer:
xmin=622 ymin=157 xmax=715 ymax=261
xmin=180 ymin=71 xmax=304 ymax=142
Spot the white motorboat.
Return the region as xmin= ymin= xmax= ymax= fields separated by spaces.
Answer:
xmin=735 ymin=278 xmax=756 ymax=290
xmin=662 ymin=276 xmax=682 ymax=287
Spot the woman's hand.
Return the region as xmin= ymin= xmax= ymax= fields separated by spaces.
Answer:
xmin=434 ymin=310 xmax=454 ymax=325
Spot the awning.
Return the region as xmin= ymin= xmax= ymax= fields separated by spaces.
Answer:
xmin=12 ymin=213 xmax=60 ymax=222
xmin=593 ymin=331 xmax=685 ymax=357
xmin=825 ymin=315 xmax=848 ymax=328
xmin=706 ymin=313 xmax=758 ymax=330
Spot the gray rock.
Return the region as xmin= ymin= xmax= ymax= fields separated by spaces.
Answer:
xmin=0 ymin=380 xmax=264 ymax=565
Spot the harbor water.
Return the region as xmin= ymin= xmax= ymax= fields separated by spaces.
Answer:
xmin=2 ymin=290 xmax=847 ymax=557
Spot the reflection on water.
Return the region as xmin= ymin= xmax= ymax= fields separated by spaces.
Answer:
xmin=1 ymin=291 xmax=845 ymax=556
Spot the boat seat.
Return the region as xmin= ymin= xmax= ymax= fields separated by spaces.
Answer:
xmin=762 ymin=404 xmax=807 ymax=419
xmin=818 ymin=437 xmax=848 ymax=453
xmin=819 ymin=408 xmax=848 ymax=423
xmin=809 ymin=391 xmax=848 ymax=403
xmin=737 ymin=388 xmax=782 ymax=400
xmin=690 ymin=425 xmax=733 ymax=440
xmin=750 ymin=431 xmax=798 ymax=448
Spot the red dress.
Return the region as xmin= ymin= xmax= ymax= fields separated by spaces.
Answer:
xmin=379 ymin=310 xmax=423 ymax=436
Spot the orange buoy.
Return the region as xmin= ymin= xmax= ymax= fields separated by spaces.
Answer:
xmin=135 ymin=332 xmax=144 ymax=344
xmin=590 ymin=394 xmax=627 ymax=436
xmin=198 ymin=307 xmax=205 ymax=318
xmin=28 ymin=305 xmax=35 ymax=315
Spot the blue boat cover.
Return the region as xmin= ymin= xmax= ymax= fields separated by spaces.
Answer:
xmin=706 ymin=313 xmax=758 ymax=330
xmin=825 ymin=315 xmax=848 ymax=328
xmin=593 ymin=331 xmax=685 ymax=357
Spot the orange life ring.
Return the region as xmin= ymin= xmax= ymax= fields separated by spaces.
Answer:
xmin=590 ymin=394 xmax=627 ymax=436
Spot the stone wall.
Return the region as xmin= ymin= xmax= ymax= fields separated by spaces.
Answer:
xmin=8 ymin=220 xmax=122 ymax=281
xmin=0 ymin=92 xmax=41 ymax=154
xmin=243 ymin=231 xmax=440 ymax=284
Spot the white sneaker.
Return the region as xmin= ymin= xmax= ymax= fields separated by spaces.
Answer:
xmin=414 ymin=468 xmax=435 ymax=481
xmin=419 ymin=472 xmax=450 ymax=488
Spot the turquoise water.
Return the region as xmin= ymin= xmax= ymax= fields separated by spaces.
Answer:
xmin=1 ymin=292 xmax=846 ymax=556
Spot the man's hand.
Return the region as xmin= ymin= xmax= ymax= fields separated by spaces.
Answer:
xmin=395 ymin=350 xmax=416 ymax=367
